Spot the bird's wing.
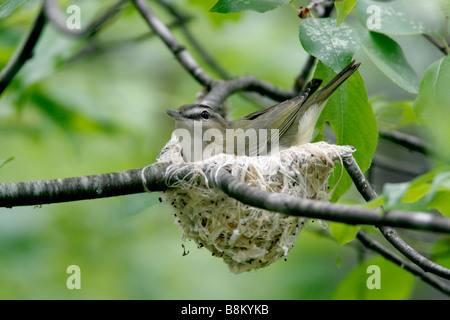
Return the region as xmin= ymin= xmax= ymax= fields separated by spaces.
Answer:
xmin=239 ymin=79 xmax=321 ymax=122
xmin=251 ymin=79 xmax=322 ymax=143
xmin=235 ymin=80 xmax=321 ymax=155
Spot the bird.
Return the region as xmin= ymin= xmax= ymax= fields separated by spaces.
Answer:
xmin=166 ymin=60 xmax=360 ymax=161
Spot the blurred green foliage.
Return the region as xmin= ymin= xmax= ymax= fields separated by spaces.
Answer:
xmin=0 ymin=0 xmax=449 ymax=299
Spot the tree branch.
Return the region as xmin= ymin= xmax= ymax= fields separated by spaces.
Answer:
xmin=0 ymin=168 xmax=148 ymax=207
xmin=1 ymin=152 xmax=449 ymax=234
xmin=0 ymin=4 xmax=46 ymax=97
xmin=207 ymin=165 xmax=450 ymax=234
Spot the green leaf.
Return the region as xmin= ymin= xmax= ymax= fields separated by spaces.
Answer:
xmin=414 ymin=56 xmax=450 ymax=118
xmin=425 ymin=172 xmax=450 ymax=217
xmin=189 ymin=0 xmax=242 ymax=25
xmin=381 ymin=168 xmax=450 ymax=214
xmin=413 ymin=55 xmax=450 ymax=161
xmin=355 ymin=0 xmax=439 ymax=35
xmin=431 ymin=238 xmax=450 ymax=269
xmin=0 ymin=0 xmax=29 ymax=20
xmin=20 ymin=85 xmax=119 ymax=134
xmin=430 ymin=191 xmax=450 ymax=217
xmin=372 ymin=100 xmax=417 ymax=130
xmin=401 ymin=169 xmax=437 ymax=202
xmin=335 ymin=0 xmax=356 ymax=27
xmin=330 ymin=222 xmax=360 ymax=267
xmin=331 ymin=255 xmax=414 ymax=299
xmin=383 ymin=182 xmax=414 ymax=211
xmin=0 ymin=157 xmax=15 ymax=169
xmin=365 ymin=195 xmax=384 ymax=209
xmin=331 ymin=222 xmax=359 ymax=248
xmin=313 ymin=61 xmax=378 ymax=202
xmin=355 ymin=27 xmax=420 ymax=94
xmin=299 ymin=18 xmax=359 ymax=73
xmin=210 ymin=0 xmax=290 ymax=13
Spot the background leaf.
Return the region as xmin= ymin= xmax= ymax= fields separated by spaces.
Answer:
xmin=313 ymin=61 xmax=378 ymax=202
xmin=371 ymin=99 xmax=417 ymax=130
xmin=355 ymin=27 xmax=420 ymax=94
xmin=413 ymin=55 xmax=450 ymax=161
xmin=335 ymin=0 xmax=356 ymax=27
xmin=330 ymin=222 xmax=360 ymax=267
xmin=355 ymin=0 xmax=441 ymax=35
xmin=189 ymin=0 xmax=242 ymax=25
xmin=382 ymin=182 xmax=414 ymax=211
xmin=381 ymin=168 xmax=450 ymax=215
xmin=0 ymin=157 xmax=15 ymax=169
xmin=331 ymin=222 xmax=360 ymax=248
xmin=299 ymin=18 xmax=359 ymax=73
xmin=0 ymin=0 xmax=29 ymax=20
xmin=414 ymin=56 xmax=450 ymax=118
xmin=430 ymin=191 xmax=450 ymax=217
xmin=210 ymin=0 xmax=290 ymax=13
xmin=331 ymin=255 xmax=415 ymax=299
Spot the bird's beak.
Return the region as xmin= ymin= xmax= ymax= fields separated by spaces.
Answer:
xmin=166 ymin=109 xmax=183 ymax=119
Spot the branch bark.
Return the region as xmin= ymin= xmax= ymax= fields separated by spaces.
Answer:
xmin=0 ymin=4 xmax=46 ymax=96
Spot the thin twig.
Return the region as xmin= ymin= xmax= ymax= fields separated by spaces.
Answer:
xmin=155 ymin=0 xmax=231 ymax=80
xmin=293 ymin=0 xmax=334 ymax=91
xmin=200 ymin=76 xmax=296 ymax=112
xmin=66 ymin=17 xmax=193 ymax=63
xmin=43 ymin=0 xmax=130 ymax=37
xmin=133 ymin=0 xmax=214 ymax=87
xmin=155 ymin=0 xmax=288 ymax=111
xmin=342 ymin=154 xmax=450 ymax=281
xmin=0 ymin=4 xmax=46 ymax=96
xmin=378 ymin=128 xmax=430 ymax=155
xmin=356 ymin=231 xmax=450 ymax=295
xmin=423 ymin=34 xmax=449 ymax=55
xmin=294 ymin=55 xmax=316 ymax=92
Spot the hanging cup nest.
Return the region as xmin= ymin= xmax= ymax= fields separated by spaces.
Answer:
xmin=157 ymin=140 xmax=354 ymax=273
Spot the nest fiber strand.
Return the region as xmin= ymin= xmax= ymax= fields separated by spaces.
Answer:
xmin=157 ymin=141 xmax=354 ymax=273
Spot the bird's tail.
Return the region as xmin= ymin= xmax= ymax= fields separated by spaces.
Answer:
xmin=308 ymin=60 xmax=360 ymax=105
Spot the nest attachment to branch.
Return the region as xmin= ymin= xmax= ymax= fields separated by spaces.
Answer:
xmin=156 ymin=140 xmax=354 ymax=273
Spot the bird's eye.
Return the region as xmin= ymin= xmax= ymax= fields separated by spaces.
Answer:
xmin=201 ymin=110 xmax=210 ymax=120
